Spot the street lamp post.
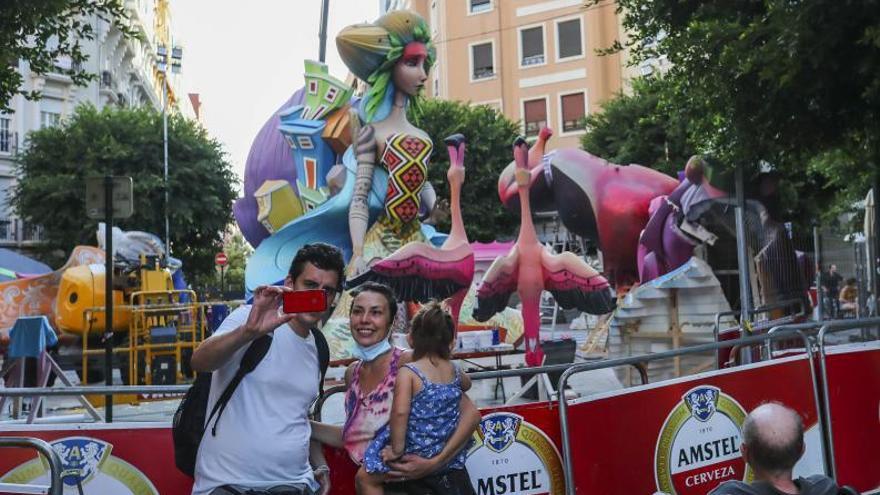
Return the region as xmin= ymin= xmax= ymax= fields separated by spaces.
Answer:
xmin=156 ymin=44 xmax=182 ymax=260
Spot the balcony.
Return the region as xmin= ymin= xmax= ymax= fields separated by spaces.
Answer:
xmin=0 ymin=218 xmax=46 ymax=247
xmin=522 ymin=54 xmax=545 ymax=67
xmin=473 ymin=67 xmax=495 ymax=80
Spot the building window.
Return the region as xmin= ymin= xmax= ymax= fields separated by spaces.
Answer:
xmin=40 ymin=111 xmax=60 ymax=129
xmin=557 ymin=18 xmax=583 ymax=60
xmin=470 ymin=0 xmax=491 ymax=14
xmin=520 ymin=26 xmax=545 ymax=67
xmin=471 ymin=42 xmax=494 ymax=80
xmin=560 ymin=92 xmax=586 ymax=133
xmin=523 ymin=98 xmax=547 ymax=138
xmin=0 ymin=118 xmax=10 ymax=153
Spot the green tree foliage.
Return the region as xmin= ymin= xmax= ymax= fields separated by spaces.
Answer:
xmin=221 ymin=229 xmax=252 ymax=296
xmin=592 ymin=0 xmax=880 ymax=222
xmin=580 ymin=77 xmax=692 ymax=177
xmin=0 ymin=0 xmax=133 ymax=112
xmin=12 ymin=104 xmax=237 ymax=280
xmin=410 ymin=99 xmax=521 ymax=242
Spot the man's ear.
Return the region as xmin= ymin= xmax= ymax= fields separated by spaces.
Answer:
xmin=284 ymin=274 xmax=294 ymax=287
xmin=740 ymin=443 xmax=749 ymax=464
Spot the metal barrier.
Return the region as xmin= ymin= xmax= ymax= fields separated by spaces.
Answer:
xmin=556 ymin=329 xmax=819 ymax=495
xmin=2 ymin=360 xmax=650 ymax=426
xmin=816 ymin=317 xmax=880 ymax=479
xmin=0 ymin=437 xmax=62 ymax=495
xmin=713 ymin=298 xmax=806 ymax=365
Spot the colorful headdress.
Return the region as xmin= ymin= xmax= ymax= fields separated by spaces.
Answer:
xmin=336 ymin=10 xmax=436 ymax=122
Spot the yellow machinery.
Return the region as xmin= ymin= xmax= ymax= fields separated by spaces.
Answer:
xmin=54 ymin=255 xmax=206 ymax=391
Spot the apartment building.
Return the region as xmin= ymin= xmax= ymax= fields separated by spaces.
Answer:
xmin=407 ymin=0 xmax=623 ymax=150
xmin=0 ymin=0 xmax=191 ymax=249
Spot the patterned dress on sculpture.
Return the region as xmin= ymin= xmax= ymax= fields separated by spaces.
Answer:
xmin=364 ymin=132 xmax=433 ymax=263
xmin=323 ymin=133 xmax=433 ymax=358
xmin=362 ymin=362 xmax=470 ymax=474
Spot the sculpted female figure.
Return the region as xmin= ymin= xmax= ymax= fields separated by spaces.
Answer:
xmin=339 ymin=10 xmax=435 ymax=272
xmin=324 ymin=11 xmax=438 ymax=353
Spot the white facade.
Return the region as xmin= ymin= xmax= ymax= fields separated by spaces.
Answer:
xmin=0 ymin=0 xmax=190 ymax=248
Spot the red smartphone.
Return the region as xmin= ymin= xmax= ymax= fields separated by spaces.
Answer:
xmin=282 ymin=289 xmax=328 ymax=314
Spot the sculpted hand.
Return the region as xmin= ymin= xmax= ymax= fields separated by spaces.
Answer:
xmin=243 ymin=285 xmax=295 ymax=338
xmin=347 ymin=254 xmax=369 ymax=278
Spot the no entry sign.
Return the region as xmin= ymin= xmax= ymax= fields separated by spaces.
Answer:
xmin=215 ymin=252 xmax=228 ymax=266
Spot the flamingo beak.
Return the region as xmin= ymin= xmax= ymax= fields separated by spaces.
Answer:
xmin=444 ymin=133 xmax=466 ymax=168
xmin=513 ymin=136 xmax=529 ymax=170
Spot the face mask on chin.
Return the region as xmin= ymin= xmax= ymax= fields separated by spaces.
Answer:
xmin=350 ymin=338 xmax=392 ymax=362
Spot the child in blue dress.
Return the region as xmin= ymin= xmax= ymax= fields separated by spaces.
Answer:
xmin=355 ymin=301 xmax=475 ymax=495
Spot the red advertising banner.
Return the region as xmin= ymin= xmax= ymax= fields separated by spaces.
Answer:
xmin=822 ymin=342 xmax=880 ymax=493
xmin=565 ymin=354 xmax=825 ymax=495
xmin=0 ymin=423 xmax=192 ymax=495
xmin=0 ymin=402 xmax=564 ymax=495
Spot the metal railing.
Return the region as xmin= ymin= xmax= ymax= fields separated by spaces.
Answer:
xmin=556 ymin=329 xmax=820 ymax=495
xmin=0 ymin=437 xmax=62 ymax=495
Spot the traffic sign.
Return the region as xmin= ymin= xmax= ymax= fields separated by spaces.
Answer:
xmin=215 ymin=252 xmax=228 ymax=266
xmin=85 ymin=176 xmax=134 ymax=219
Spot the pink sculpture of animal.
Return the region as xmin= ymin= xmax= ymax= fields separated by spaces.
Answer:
xmin=474 ymin=137 xmax=616 ymax=366
xmin=346 ymin=134 xmax=475 ymax=324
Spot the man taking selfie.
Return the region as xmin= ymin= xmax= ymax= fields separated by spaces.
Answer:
xmin=190 ymin=243 xmax=344 ymax=495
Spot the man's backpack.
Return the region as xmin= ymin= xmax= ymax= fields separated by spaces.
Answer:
xmin=172 ymin=327 xmax=330 ymax=477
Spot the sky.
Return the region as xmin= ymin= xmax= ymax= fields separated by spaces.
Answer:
xmin=173 ymin=1 xmax=380 ymax=189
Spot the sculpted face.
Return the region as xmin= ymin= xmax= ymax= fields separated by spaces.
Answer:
xmin=392 ymin=42 xmax=428 ymax=97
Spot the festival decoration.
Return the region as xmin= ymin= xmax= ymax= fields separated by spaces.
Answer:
xmin=347 ymin=134 xmax=475 ymax=324
xmin=473 ymin=138 xmax=616 ymax=366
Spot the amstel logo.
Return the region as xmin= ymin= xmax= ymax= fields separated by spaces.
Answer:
xmin=655 ymin=386 xmax=752 ymax=494
xmin=1 ymin=436 xmax=158 ymax=494
xmin=466 ymin=412 xmax=564 ymax=495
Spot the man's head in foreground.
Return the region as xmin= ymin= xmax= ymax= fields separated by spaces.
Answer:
xmin=741 ymin=402 xmax=804 ymax=477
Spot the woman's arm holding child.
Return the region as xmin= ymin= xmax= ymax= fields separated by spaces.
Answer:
xmin=382 ymin=366 xmax=415 ymax=462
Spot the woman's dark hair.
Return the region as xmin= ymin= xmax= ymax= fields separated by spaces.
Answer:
xmin=409 ymin=301 xmax=454 ymax=360
xmin=846 ymin=277 xmax=857 ymax=286
xmin=349 ymin=281 xmax=398 ymax=322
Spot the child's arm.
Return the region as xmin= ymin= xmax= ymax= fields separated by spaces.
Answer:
xmin=387 ymin=366 xmax=416 ymax=459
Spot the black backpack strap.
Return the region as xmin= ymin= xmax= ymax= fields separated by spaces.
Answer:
xmin=206 ymin=334 xmax=273 ymax=436
xmin=311 ymin=327 xmax=330 ymax=395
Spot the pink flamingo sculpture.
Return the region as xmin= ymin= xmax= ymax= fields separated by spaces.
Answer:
xmin=474 ymin=137 xmax=616 ymax=366
xmin=346 ymin=134 xmax=474 ymax=324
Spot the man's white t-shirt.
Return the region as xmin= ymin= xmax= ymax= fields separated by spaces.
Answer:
xmin=192 ymin=306 xmax=320 ymax=495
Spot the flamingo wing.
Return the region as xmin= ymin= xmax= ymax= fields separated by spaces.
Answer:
xmin=346 ymin=242 xmax=475 ymax=303
xmin=472 ymin=248 xmax=520 ymax=322
xmin=541 ymin=250 xmax=616 ymax=314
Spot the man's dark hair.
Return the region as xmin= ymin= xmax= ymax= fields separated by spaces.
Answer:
xmin=349 ymin=281 xmax=398 ymax=322
xmin=288 ymin=243 xmax=345 ymax=287
xmin=742 ymin=402 xmax=804 ymax=474
xmin=410 ymin=301 xmax=454 ymax=360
